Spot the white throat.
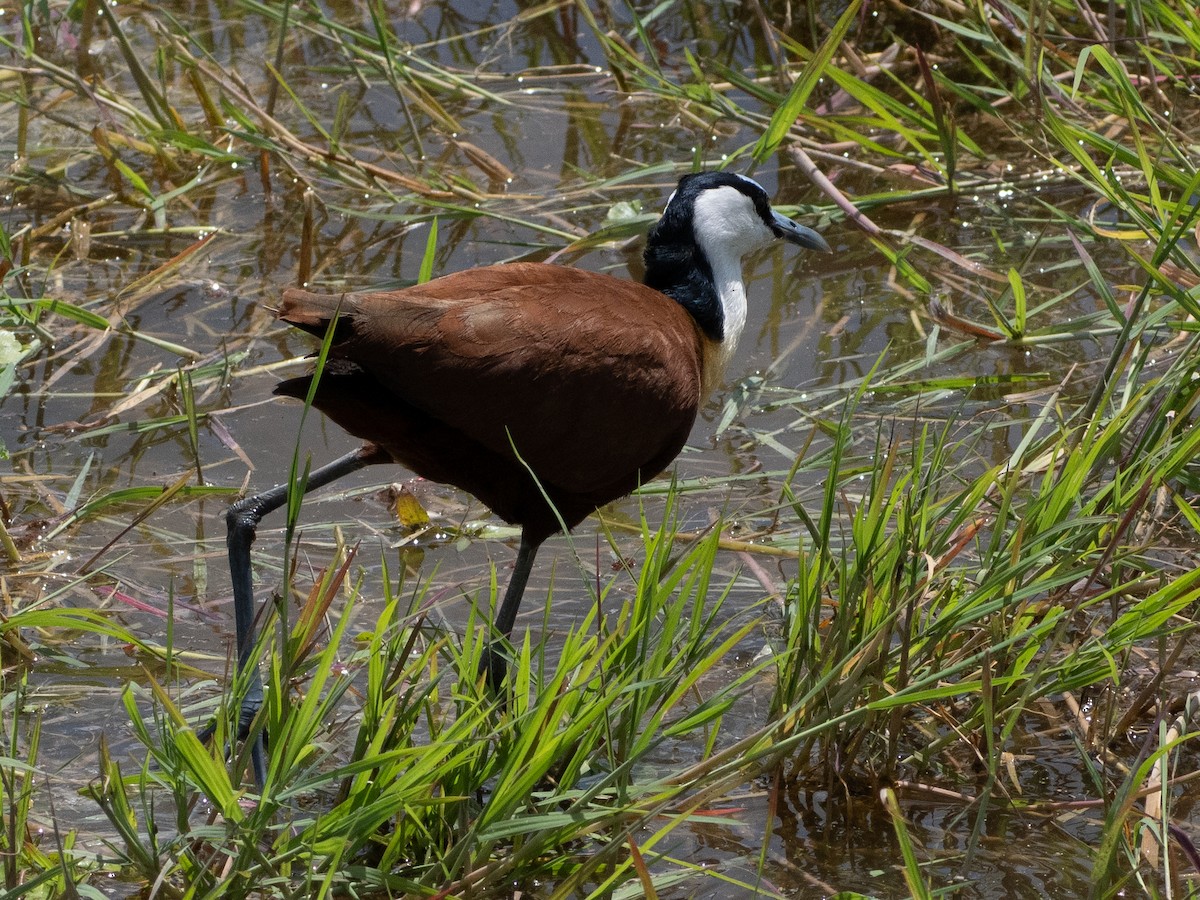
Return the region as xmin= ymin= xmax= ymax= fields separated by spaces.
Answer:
xmin=690 ymin=186 xmax=777 ymax=393
xmin=700 ymin=256 xmax=747 ymax=393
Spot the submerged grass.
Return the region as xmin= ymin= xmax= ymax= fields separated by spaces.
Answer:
xmin=2 ymin=0 xmax=1200 ymax=896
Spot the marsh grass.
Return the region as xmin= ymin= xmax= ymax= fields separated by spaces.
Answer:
xmin=3 ymin=0 xmax=1200 ymax=896
xmin=86 ymin=507 xmax=763 ymax=898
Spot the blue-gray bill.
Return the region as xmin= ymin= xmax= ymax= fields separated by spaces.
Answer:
xmin=772 ymin=210 xmax=831 ymax=252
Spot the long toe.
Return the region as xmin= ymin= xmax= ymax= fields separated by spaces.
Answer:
xmin=237 ymin=698 xmax=263 ymax=742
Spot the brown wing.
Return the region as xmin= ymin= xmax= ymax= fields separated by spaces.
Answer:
xmin=277 ymin=263 xmax=705 ymax=501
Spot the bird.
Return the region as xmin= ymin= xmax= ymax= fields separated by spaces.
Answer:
xmin=219 ymin=171 xmax=829 ymax=783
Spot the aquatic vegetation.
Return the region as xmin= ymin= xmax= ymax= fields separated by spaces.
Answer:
xmin=2 ymin=0 xmax=1200 ymax=896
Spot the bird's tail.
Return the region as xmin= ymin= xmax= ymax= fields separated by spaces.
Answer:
xmin=277 ymin=289 xmax=352 ymax=341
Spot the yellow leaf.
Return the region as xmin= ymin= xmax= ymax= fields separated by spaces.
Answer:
xmin=391 ymin=485 xmax=431 ymax=530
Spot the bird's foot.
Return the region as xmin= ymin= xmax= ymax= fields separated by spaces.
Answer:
xmin=196 ymin=697 xmax=263 ymax=746
xmin=477 ymin=642 xmax=512 ymax=694
xmin=195 ymin=698 xmax=267 ymax=787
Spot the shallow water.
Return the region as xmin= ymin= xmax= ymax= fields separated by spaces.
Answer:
xmin=1 ymin=1 xmax=1184 ymax=896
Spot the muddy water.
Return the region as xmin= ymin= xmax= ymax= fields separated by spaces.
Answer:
xmin=0 ymin=2 xmax=1152 ymax=896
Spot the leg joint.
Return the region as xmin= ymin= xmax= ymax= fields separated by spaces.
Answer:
xmin=225 ymin=494 xmax=268 ymax=540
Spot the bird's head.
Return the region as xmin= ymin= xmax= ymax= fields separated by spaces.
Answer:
xmin=644 ymin=171 xmax=830 ymax=344
xmin=656 ymin=171 xmax=830 ymax=260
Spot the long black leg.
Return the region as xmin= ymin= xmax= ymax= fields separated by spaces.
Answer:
xmin=215 ymin=443 xmax=388 ymax=784
xmin=478 ymin=529 xmax=542 ymax=691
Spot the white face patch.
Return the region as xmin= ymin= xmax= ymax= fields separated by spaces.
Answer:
xmin=691 ymin=185 xmax=778 ymax=264
xmin=689 ymin=185 xmax=780 ymax=387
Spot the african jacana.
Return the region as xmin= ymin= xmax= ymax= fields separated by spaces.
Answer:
xmin=221 ymin=171 xmax=829 ymax=782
